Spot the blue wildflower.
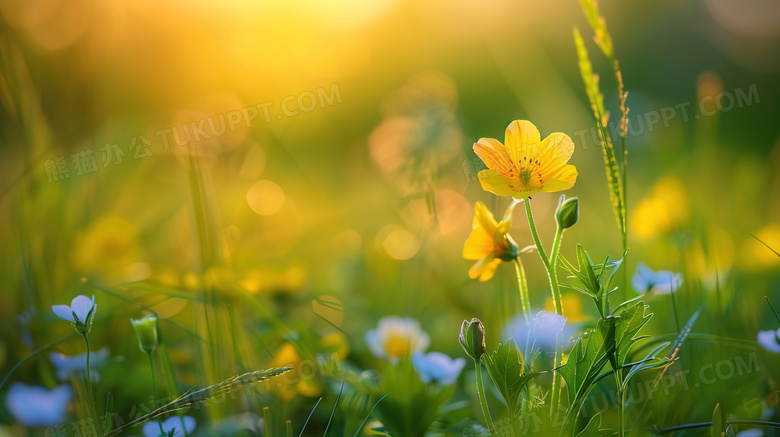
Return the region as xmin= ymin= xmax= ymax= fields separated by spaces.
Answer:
xmin=632 ymin=263 xmax=682 ymax=294
xmin=5 ymin=383 xmax=72 ymax=427
xmin=412 ymin=351 xmax=466 ymax=385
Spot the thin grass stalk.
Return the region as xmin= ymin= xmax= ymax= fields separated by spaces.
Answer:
xmin=106 ymin=367 xmax=291 ymax=437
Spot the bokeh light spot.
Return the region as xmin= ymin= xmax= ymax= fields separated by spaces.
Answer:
xmin=246 ymin=180 xmax=285 ymax=216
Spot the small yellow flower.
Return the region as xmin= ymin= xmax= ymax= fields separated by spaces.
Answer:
xmin=545 ymin=294 xmax=587 ymax=323
xmin=463 ymin=201 xmax=518 ymax=282
xmin=473 ymin=120 xmax=578 ymax=198
xmin=365 ymin=317 xmax=430 ymax=361
xmin=268 ymin=342 xmax=322 ymax=401
xmin=630 ymin=176 xmax=689 ymax=240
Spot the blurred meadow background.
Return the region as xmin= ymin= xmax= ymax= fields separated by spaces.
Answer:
xmin=1 ymin=0 xmax=780 ymax=435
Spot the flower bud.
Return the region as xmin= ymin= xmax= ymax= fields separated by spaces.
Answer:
xmin=555 ymin=195 xmax=579 ymax=230
xmin=130 ymin=315 xmax=159 ymax=353
xmin=459 ymin=318 xmax=486 ymax=362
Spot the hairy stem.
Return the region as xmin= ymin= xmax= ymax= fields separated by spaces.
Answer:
xmin=147 ymin=352 xmax=164 ymax=435
xmin=475 ymin=361 xmax=496 ymax=435
xmin=513 ymin=258 xmax=531 ymax=323
xmin=524 ymin=198 xmax=564 ymax=414
xmin=81 ymin=334 xmax=102 ymax=436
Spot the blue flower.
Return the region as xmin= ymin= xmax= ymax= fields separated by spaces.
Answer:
xmin=412 ymin=351 xmax=466 ymax=385
xmin=757 ymin=328 xmax=780 ymax=353
xmin=5 ymin=383 xmax=72 ymax=427
xmin=503 ymin=310 xmax=572 ymax=352
xmin=49 ymin=348 xmax=110 ymax=381
xmin=143 ymin=416 xmax=196 ymax=437
xmin=632 ymin=263 xmax=682 ymax=294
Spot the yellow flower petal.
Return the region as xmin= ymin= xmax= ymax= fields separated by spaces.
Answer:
xmin=504 ymin=120 xmax=541 ymax=169
xmin=477 ymin=169 xmax=522 ymax=197
xmin=541 ymin=164 xmax=578 ymax=193
xmin=473 ymin=137 xmax=515 ymax=178
xmin=463 ymin=227 xmax=494 ymax=260
xmin=536 ymin=132 xmax=575 ymax=177
xmin=469 ymin=257 xmax=502 ymax=282
xmin=472 ymin=201 xmax=498 ymax=232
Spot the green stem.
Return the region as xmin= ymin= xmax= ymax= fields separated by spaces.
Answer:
xmin=550 ymin=225 xmax=564 ymax=315
xmin=154 ymin=318 xmax=189 ymax=437
xmin=81 ymin=334 xmax=104 ymax=436
xmin=475 ymin=361 xmax=497 ymax=435
xmin=147 ymin=352 xmax=164 ymax=435
xmin=523 ymin=197 xmax=550 ymax=266
xmin=524 ymin=198 xmax=564 ymax=414
xmin=82 ymin=334 xmax=92 ymax=401
xmin=513 ymin=258 xmax=531 ymax=323
xmin=615 ymin=376 xmax=625 ymax=437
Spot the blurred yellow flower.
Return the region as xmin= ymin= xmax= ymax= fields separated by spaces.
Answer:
xmin=73 ymin=215 xmax=139 ymax=278
xmin=742 ymin=224 xmax=780 ymax=270
xmin=631 ymin=177 xmax=689 ymax=240
xmin=463 ymin=201 xmax=518 ymax=281
xmin=268 ymin=342 xmax=322 ymax=401
xmin=319 ymin=332 xmax=350 ymax=361
xmin=545 ymin=294 xmax=587 ymax=323
xmin=472 ymin=120 xmax=578 ymax=198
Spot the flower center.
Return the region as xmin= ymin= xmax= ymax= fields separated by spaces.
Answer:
xmin=519 ymin=169 xmax=532 ymax=185
xmin=384 ymin=335 xmax=412 ymax=358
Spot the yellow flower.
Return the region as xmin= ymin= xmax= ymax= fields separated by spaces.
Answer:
xmin=630 ymin=176 xmax=689 ymax=240
xmin=473 ymin=120 xmax=577 ymax=198
xmin=545 ymin=294 xmax=587 ymax=323
xmin=366 ymin=317 xmax=429 ymax=361
xmin=463 ymin=201 xmax=518 ymax=281
xmin=73 ymin=215 xmax=139 ymax=278
xmin=268 ymin=342 xmax=322 ymax=401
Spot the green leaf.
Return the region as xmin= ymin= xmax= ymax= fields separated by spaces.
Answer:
xmin=557 ymin=322 xmax=615 ymax=415
xmin=622 ymin=342 xmax=672 ymax=387
xmin=577 ymin=245 xmax=600 ymax=295
xmin=712 ymin=403 xmax=723 ymax=437
xmin=576 ymin=413 xmax=602 ymax=437
xmin=483 ymin=339 xmax=539 ymax=415
xmin=371 ymin=359 xmax=456 ymax=436
xmin=104 ymin=392 xmax=114 ymax=434
xmin=614 ymin=301 xmax=652 ymax=369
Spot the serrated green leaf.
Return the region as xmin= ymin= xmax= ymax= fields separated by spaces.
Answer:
xmin=614 ymin=301 xmax=652 ymax=369
xmin=557 ymin=323 xmax=615 ymax=415
xmin=483 ymin=339 xmax=538 ymax=415
xmin=577 ymin=245 xmax=599 ymax=294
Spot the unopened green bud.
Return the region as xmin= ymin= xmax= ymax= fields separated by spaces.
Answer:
xmin=130 ymin=315 xmax=158 ymax=353
xmin=555 ymin=195 xmax=579 ymax=230
xmin=459 ymin=318 xmax=486 ymax=362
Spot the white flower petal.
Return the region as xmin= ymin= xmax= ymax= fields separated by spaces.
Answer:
xmin=51 ymin=305 xmax=75 ymax=322
xmin=70 ymin=295 xmax=95 ymax=323
xmin=365 ymin=330 xmax=385 ymax=358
